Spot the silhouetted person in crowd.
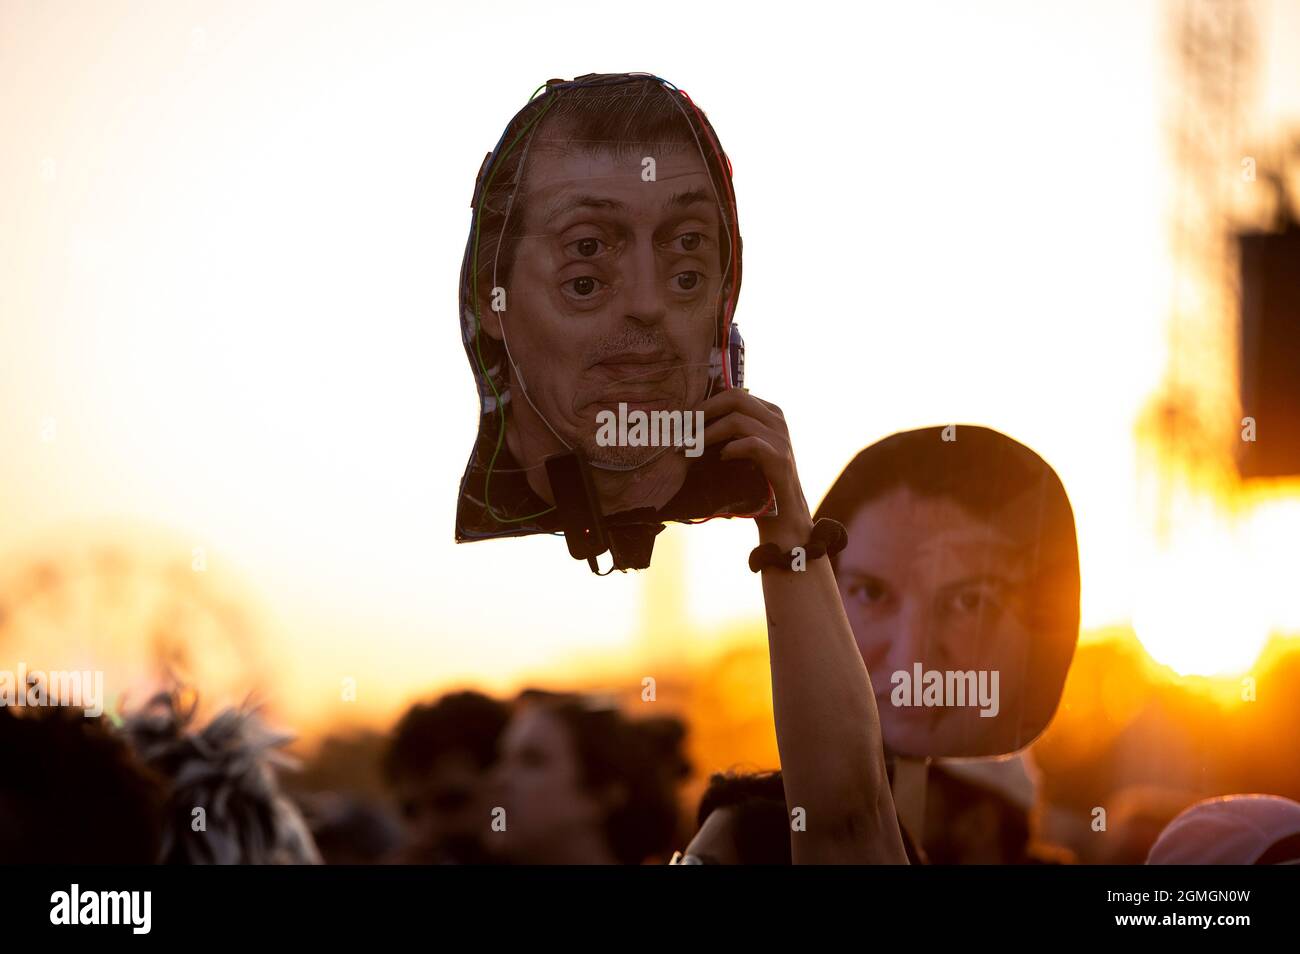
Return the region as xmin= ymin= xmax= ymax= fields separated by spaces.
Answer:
xmin=1089 ymin=785 xmax=1195 ymax=864
xmin=814 ymin=425 xmax=1080 ymax=861
xmin=0 ymin=705 xmax=166 ymax=864
xmin=680 ymin=426 xmax=1079 ymax=864
xmin=1147 ymin=794 xmax=1300 ymax=864
xmin=124 ymin=690 xmax=322 ymax=864
xmin=923 ymin=756 xmax=1069 ymax=864
xmin=678 ymin=769 xmax=928 ymax=865
xmin=299 ymin=792 xmax=406 ymax=865
xmin=384 ymin=690 xmax=511 ymax=864
xmin=490 ymin=690 xmax=690 ymax=865
xmin=675 ymin=771 xmax=792 ymax=865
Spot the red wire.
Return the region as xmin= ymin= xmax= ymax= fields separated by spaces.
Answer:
xmin=674 ymin=84 xmax=741 ymax=389
xmin=671 ymin=83 xmax=772 ymax=520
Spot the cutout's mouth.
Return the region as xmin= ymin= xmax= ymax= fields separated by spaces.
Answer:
xmin=586 ymin=352 xmax=684 ymax=405
xmin=593 ymin=351 xmax=680 ymax=382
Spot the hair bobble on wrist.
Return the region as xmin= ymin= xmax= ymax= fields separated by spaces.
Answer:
xmin=748 ymin=518 xmax=848 ymax=572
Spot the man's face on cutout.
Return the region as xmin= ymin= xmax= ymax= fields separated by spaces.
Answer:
xmin=836 ymin=486 xmax=1036 ymax=757
xmin=489 ymin=141 xmax=723 ymax=494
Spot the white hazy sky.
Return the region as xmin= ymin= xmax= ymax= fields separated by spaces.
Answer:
xmin=3 ymin=0 xmax=1300 ymax=726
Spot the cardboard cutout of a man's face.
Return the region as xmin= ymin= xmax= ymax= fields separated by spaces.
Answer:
xmin=456 ymin=75 xmax=769 ymax=564
xmin=482 ymin=144 xmax=719 ymax=505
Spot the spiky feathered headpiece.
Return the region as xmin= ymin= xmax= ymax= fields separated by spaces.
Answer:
xmin=124 ymin=691 xmax=321 ymax=865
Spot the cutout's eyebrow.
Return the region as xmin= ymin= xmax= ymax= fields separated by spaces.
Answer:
xmin=837 ymin=564 xmax=888 ymax=579
xmin=935 ymin=573 xmax=1013 ymax=592
xmin=542 ymin=187 xmax=715 ymax=225
xmin=544 ymin=194 xmax=627 ymax=224
xmin=664 ymin=187 xmax=712 ymax=211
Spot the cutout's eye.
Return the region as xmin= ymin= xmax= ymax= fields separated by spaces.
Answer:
xmin=563 ymin=276 xmax=604 ymax=298
xmin=674 ymin=272 xmax=701 ymax=291
xmin=566 ymin=237 xmax=606 ymax=258
xmin=848 ymin=579 xmax=890 ymax=607
xmin=668 ymin=232 xmax=704 ymax=254
xmin=942 ymin=583 xmax=1003 ymax=618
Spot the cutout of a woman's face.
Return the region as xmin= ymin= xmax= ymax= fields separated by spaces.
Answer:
xmin=836 ymin=485 xmax=1036 ymax=757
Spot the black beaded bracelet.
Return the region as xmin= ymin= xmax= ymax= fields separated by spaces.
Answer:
xmin=748 ymin=518 xmax=849 ymax=573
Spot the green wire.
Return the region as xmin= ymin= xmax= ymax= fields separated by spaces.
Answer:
xmin=472 ymin=85 xmax=558 ymax=523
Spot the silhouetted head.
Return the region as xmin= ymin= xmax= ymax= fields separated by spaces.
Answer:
xmin=1148 ymin=795 xmax=1300 ymax=864
xmin=384 ymin=690 xmax=511 ymax=864
xmin=677 ymin=771 xmax=791 ymax=865
xmin=492 ymin=690 xmax=690 ymax=864
xmin=0 ymin=705 xmax=166 ymax=863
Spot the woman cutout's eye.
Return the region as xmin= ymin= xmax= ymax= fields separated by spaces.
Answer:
xmin=847 ymin=577 xmax=891 ymax=608
xmin=564 ymin=276 xmax=604 ymax=298
xmin=674 ymin=271 xmax=701 ymax=291
xmin=941 ymin=582 xmax=1003 ymax=618
xmin=566 ymin=237 xmax=606 ymax=258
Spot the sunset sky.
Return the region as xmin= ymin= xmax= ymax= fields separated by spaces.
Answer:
xmin=3 ymin=0 xmax=1300 ymax=730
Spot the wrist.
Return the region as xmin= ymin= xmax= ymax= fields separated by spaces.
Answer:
xmin=756 ymin=511 xmax=814 ymax=551
xmin=750 ymin=517 xmax=847 ymax=573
